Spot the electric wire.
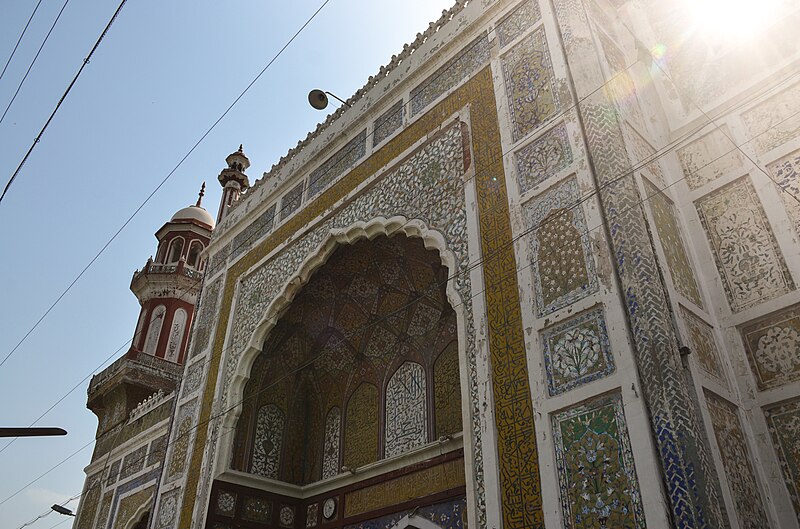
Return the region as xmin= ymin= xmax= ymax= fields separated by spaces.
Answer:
xmin=0 ymin=0 xmax=71 ymax=126
xmin=4 ymin=13 xmax=800 ymax=515
xmin=4 ymin=94 xmax=798 ymax=516
xmin=0 ymin=0 xmax=127 ymax=205
xmin=0 ymin=0 xmax=332 ymax=370
xmin=0 ymin=0 xmax=44 ymax=83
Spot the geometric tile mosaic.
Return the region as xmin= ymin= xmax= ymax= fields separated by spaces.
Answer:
xmin=502 ymin=27 xmax=560 ymax=141
xmin=741 ymin=303 xmax=800 ymax=391
xmin=524 ymin=176 xmax=598 ymax=317
xmin=764 ymin=399 xmax=800 ymax=523
xmin=515 ymin=121 xmax=573 ymax=194
xmin=695 ymin=176 xmax=794 ymax=312
xmin=644 ymin=179 xmax=703 ymax=307
xmin=496 ymin=0 xmax=541 ymax=48
xmin=704 ymin=391 xmax=770 ymax=529
xmin=541 ymin=306 xmax=615 ymax=396
xmin=552 ymin=392 xmax=646 ymax=529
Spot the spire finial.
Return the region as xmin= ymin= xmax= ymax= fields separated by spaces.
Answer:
xmin=196 ymin=182 xmax=206 ymax=207
xmin=238 ymin=144 xmax=243 ymax=153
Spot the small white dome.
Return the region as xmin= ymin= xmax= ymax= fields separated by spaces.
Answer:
xmin=171 ymin=205 xmax=215 ymax=228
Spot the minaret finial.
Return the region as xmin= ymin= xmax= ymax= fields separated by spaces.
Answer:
xmin=196 ymin=182 xmax=206 ymax=207
xmin=238 ymin=144 xmax=243 ymax=153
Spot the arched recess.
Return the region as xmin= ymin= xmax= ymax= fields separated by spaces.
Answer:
xmin=122 ymin=500 xmax=152 ymax=529
xmin=165 ymin=308 xmax=187 ymax=362
xmin=221 ymin=217 xmax=469 ymax=484
xmin=187 ymin=240 xmax=204 ymax=267
xmin=167 ymin=237 xmax=184 ymax=263
xmin=142 ymin=305 xmax=166 ymax=355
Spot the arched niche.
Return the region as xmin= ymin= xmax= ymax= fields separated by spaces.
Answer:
xmin=225 ymin=218 xmax=467 ymax=486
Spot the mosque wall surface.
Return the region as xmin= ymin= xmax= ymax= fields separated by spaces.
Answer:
xmin=136 ymin=1 xmax=800 ymax=529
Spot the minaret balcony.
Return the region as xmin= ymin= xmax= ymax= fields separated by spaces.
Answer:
xmin=87 ymin=348 xmax=184 ymax=412
xmin=130 ymin=258 xmax=204 ymax=302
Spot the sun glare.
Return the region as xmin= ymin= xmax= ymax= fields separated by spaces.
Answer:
xmin=688 ymin=0 xmax=784 ymax=42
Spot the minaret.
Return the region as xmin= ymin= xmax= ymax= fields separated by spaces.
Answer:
xmin=87 ymin=185 xmax=214 ymax=433
xmin=216 ymin=145 xmax=251 ymax=223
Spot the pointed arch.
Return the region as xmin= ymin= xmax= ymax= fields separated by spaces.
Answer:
xmin=143 ymin=305 xmax=166 ymax=355
xmin=218 ymin=217 xmax=469 ymax=480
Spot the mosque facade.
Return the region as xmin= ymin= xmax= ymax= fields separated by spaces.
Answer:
xmin=74 ymin=1 xmax=800 ymax=528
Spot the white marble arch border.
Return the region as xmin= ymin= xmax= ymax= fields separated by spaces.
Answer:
xmin=215 ymin=215 xmax=477 ymax=521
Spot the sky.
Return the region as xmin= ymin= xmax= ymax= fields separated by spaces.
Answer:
xmin=0 ymin=1 xmax=453 ymax=528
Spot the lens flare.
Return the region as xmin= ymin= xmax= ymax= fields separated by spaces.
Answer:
xmin=688 ymin=0 xmax=784 ymax=42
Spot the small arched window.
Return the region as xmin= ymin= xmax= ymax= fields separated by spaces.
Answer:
xmin=155 ymin=241 xmax=168 ymax=264
xmin=143 ymin=305 xmax=166 ymax=355
xmin=187 ymin=241 xmax=203 ymax=267
xmin=168 ymin=238 xmax=184 ymax=263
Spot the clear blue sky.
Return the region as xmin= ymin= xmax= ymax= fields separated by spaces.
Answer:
xmin=0 ymin=1 xmax=452 ymax=527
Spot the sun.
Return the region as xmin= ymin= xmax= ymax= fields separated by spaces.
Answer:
xmin=687 ymin=0 xmax=785 ymax=43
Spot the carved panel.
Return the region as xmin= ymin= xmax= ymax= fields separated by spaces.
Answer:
xmin=241 ymin=496 xmax=272 ymax=523
xmin=496 ymin=0 xmax=541 ymax=47
xmin=344 ymin=383 xmax=378 ymax=469
xmin=120 ymin=445 xmax=147 ymax=481
xmin=372 ymin=101 xmax=404 ymax=146
xmin=705 ymin=391 xmax=769 ymax=529
xmin=156 ymin=488 xmax=180 ymax=529
xmin=764 ymin=399 xmax=800 ymax=523
xmin=309 ymin=130 xmax=367 ymax=197
xmin=231 ymin=205 xmax=276 ymax=261
xmin=741 ymin=303 xmax=800 ymax=391
xmin=767 ymin=149 xmax=800 ymax=237
xmin=73 ymin=474 xmax=101 ymax=529
xmin=541 ymin=306 xmax=614 ymax=396
xmin=344 ymin=458 xmax=465 ymax=517
xmin=214 ymin=491 xmax=236 ymax=517
xmin=144 ymin=305 xmax=166 ymax=355
xmin=644 ymin=180 xmax=703 ymax=307
xmin=679 ymin=306 xmax=725 ymax=384
xmin=502 ymin=27 xmax=560 ymax=141
xmin=165 ymin=309 xmax=187 ymax=362
xmin=514 ymin=121 xmax=573 ymax=194
xmin=552 ymin=393 xmax=646 ymax=529
xmin=695 ymin=177 xmax=794 ymax=312
xmin=741 ymin=81 xmax=800 ymax=155
xmin=677 ymin=126 xmax=743 ymax=190
xmin=167 ymin=399 xmax=198 ymax=482
xmin=280 ymin=182 xmax=305 ymax=221
xmin=322 ymin=407 xmax=341 ymax=479
xmin=434 ymin=342 xmax=462 ymax=438
xmin=385 ymin=362 xmax=427 ymax=458
xmin=251 ymin=404 xmax=285 ymax=478
xmin=524 ymin=177 xmax=598 ymax=316
xmin=410 ymin=34 xmax=490 ymax=116
xmin=190 ymin=277 xmax=222 ymax=358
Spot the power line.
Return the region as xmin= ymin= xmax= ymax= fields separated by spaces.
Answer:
xmin=0 ymin=0 xmax=332 ymax=369
xmin=0 ymin=0 xmax=127 ymax=205
xmin=0 ymin=0 xmax=44 ymax=83
xmin=0 ymin=0 xmax=71 ymax=126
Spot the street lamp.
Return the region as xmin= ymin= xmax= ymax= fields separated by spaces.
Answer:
xmin=308 ymin=89 xmax=351 ymax=110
